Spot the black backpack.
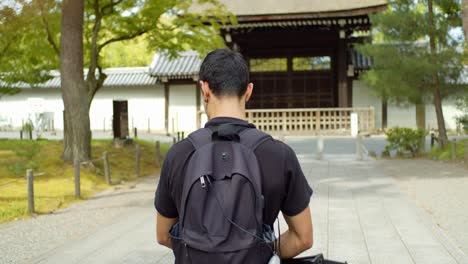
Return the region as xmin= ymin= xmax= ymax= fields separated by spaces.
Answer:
xmin=169 ymin=124 xmax=276 ymax=264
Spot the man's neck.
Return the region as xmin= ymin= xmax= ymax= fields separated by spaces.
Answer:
xmin=207 ymin=98 xmax=246 ymax=120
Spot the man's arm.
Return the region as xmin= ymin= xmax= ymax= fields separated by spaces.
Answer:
xmin=279 ymin=206 xmax=313 ymax=259
xmin=156 ymin=212 xmax=178 ymax=249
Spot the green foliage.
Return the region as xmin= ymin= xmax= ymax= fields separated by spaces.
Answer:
xmin=357 ymin=0 xmax=466 ymax=105
xmin=100 ymin=37 xmax=153 ymax=67
xmin=21 ymin=120 xmax=34 ymax=133
xmin=429 ymin=138 xmax=468 ymax=160
xmin=385 ymin=127 xmax=425 ymax=157
xmin=0 ymin=0 xmax=60 ymax=96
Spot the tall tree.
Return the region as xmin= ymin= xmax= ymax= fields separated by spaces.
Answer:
xmin=60 ymin=0 xmax=89 ymax=161
xmin=358 ymin=0 xmax=465 ymax=147
xmin=64 ymin=0 xmax=230 ymax=161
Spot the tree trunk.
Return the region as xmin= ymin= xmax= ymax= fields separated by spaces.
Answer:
xmin=62 ymin=110 xmax=73 ymax=160
xmin=415 ymin=104 xmax=426 ymax=130
xmin=415 ymin=103 xmax=426 ymax=152
xmin=428 ymin=0 xmax=449 ymax=147
xmin=462 ymin=0 xmax=468 ymax=43
xmin=60 ymin=0 xmax=91 ymax=162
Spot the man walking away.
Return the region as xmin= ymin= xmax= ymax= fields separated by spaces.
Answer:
xmin=155 ymin=49 xmax=313 ymax=264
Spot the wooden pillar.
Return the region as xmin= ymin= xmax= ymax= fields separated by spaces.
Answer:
xmin=164 ymin=82 xmax=170 ymax=136
xmin=347 ymin=78 xmax=353 ymax=107
xmin=196 ymin=83 xmax=201 ymax=129
xmin=337 ymin=32 xmax=349 ymax=107
xmin=382 ymin=99 xmax=388 ymax=130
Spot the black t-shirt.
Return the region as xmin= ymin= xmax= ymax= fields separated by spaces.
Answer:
xmin=154 ymin=117 xmax=313 ymax=226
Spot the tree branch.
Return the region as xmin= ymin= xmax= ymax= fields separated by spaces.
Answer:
xmin=38 ymin=0 xmax=59 ymax=57
xmin=85 ymin=0 xmax=103 ymax=99
xmin=0 ymin=40 xmax=13 ymax=59
xmin=98 ymin=29 xmax=150 ymax=51
xmin=87 ymin=0 xmax=101 ymax=79
xmin=101 ymin=0 xmax=124 ymax=15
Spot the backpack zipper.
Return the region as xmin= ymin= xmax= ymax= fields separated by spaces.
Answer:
xmin=200 ymin=176 xmax=206 ymax=188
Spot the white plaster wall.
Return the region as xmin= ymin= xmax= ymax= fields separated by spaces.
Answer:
xmin=352 ymin=80 xmax=383 ymax=129
xmin=353 ymin=80 xmax=463 ymax=130
xmin=0 ymin=85 xmax=165 ymax=132
xmin=169 ymin=84 xmax=197 ymax=133
xmin=91 ymin=85 xmax=165 ymax=132
xmin=0 ymin=89 xmax=64 ymax=129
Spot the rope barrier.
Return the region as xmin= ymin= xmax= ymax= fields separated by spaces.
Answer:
xmin=0 ymin=178 xmax=23 ymax=188
xmin=0 ymin=171 xmax=45 ymax=189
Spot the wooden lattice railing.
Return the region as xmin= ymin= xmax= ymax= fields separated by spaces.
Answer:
xmin=198 ymin=107 xmax=375 ymax=135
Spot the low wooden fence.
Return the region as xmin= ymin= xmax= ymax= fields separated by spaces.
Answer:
xmin=199 ymin=107 xmax=375 ymax=135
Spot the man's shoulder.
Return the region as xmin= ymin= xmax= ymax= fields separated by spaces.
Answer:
xmin=165 ymin=138 xmax=194 ymax=164
xmin=255 ymin=135 xmax=296 ymax=159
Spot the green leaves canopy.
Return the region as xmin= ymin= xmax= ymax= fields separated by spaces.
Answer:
xmin=0 ymin=0 xmax=60 ymax=96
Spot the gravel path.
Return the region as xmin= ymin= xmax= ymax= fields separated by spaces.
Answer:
xmin=378 ymin=159 xmax=468 ymax=256
xmin=0 ymin=176 xmax=162 ymax=264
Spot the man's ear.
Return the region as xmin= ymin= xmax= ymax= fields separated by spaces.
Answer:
xmin=244 ymin=83 xmax=254 ymax=102
xmin=200 ymin=81 xmax=211 ymax=103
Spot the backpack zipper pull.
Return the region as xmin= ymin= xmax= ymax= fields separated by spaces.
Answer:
xmin=200 ymin=176 xmax=206 ymax=188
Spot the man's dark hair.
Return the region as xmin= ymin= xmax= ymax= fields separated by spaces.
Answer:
xmin=199 ymin=49 xmax=249 ymax=97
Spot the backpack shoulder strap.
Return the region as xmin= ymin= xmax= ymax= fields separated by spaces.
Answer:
xmin=187 ymin=128 xmax=213 ymax=149
xmin=238 ymin=128 xmax=273 ymax=151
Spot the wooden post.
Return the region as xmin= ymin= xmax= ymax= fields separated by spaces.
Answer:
xmin=134 ymin=127 xmax=138 ymax=138
xmin=135 ymin=144 xmax=141 ymax=178
xmin=103 ymin=151 xmax=111 ymax=185
xmin=177 ymin=132 xmax=180 ymax=142
xmin=164 ymin=83 xmax=170 ymax=135
xmin=173 ymin=137 xmax=176 ymax=145
xmin=451 ymin=139 xmax=457 ymax=160
xmin=26 ymin=169 xmax=34 ymax=214
xmin=155 ymin=141 xmax=162 ymax=167
xmin=74 ymin=159 xmax=81 ymax=198
xmin=316 ymin=111 xmax=321 ymax=132
xmin=357 ymin=134 xmax=364 ymax=161
xmin=20 ymin=130 xmax=23 ymax=140
xmin=29 ymin=129 xmax=33 ymax=140
xmin=282 ymin=112 xmax=287 ymax=132
xmin=181 ymin=131 xmax=185 ymax=140
xmin=317 ymin=136 xmax=324 ymax=160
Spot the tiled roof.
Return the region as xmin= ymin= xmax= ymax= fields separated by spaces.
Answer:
xmin=1 ymin=67 xmax=156 ymax=89
xmin=149 ymin=51 xmax=201 ymax=80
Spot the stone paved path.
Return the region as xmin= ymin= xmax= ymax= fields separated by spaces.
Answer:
xmin=1 ymin=139 xmax=467 ymax=264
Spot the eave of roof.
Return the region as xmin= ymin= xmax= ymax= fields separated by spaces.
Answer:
xmin=1 ymin=67 xmax=156 ymax=89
